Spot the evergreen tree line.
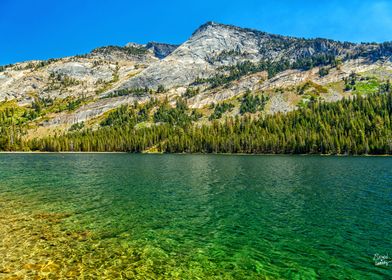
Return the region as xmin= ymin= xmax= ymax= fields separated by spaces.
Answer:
xmin=0 ymin=105 xmax=27 ymax=151
xmin=26 ymin=92 xmax=392 ymax=154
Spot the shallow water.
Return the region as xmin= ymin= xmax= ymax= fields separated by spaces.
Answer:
xmin=0 ymin=154 xmax=391 ymax=279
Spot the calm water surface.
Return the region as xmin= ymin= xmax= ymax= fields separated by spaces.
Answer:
xmin=0 ymin=154 xmax=391 ymax=279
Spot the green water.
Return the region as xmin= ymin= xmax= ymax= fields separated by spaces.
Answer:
xmin=0 ymin=154 xmax=391 ymax=279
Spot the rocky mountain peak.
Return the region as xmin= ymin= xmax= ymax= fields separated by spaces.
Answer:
xmin=191 ymin=21 xmax=218 ymax=35
xmin=192 ymin=21 xmax=268 ymax=37
xmin=116 ymin=22 xmax=360 ymax=90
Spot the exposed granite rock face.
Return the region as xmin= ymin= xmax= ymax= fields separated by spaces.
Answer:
xmin=145 ymin=42 xmax=179 ymax=59
xmin=0 ymin=45 xmax=157 ymax=103
xmin=50 ymin=62 xmax=92 ymax=78
xmin=0 ymin=41 xmax=179 ymax=103
xmin=124 ymin=42 xmax=179 ymax=59
xmin=116 ymin=22 xmax=388 ymax=91
xmin=43 ymin=95 xmax=149 ymax=127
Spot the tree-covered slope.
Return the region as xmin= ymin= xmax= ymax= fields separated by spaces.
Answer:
xmin=21 ymin=88 xmax=392 ymax=154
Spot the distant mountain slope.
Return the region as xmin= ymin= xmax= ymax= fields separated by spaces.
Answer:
xmin=0 ymin=43 xmax=174 ymax=103
xmin=116 ymin=22 xmax=391 ymax=90
xmin=0 ymin=21 xmax=392 ymax=143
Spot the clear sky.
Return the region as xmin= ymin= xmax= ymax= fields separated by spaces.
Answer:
xmin=1 ymin=0 xmax=392 ymax=65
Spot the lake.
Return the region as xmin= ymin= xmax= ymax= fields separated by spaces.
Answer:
xmin=0 ymin=154 xmax=391 ymax=279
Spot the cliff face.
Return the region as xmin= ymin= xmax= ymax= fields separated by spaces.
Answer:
xmin=145 ymin=42 xmax=179 ymax=59
xmin=0 ymin=22 xmax=392 ymax=136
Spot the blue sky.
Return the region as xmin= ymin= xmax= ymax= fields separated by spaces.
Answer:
xmin=1 ymin=0 xmax=392 ymax=65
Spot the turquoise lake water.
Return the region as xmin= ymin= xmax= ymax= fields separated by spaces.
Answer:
xmin=0 ymin=154 xmax=391 ymax=279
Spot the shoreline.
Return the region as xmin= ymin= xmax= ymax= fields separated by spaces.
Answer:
xmin=0 ymin=151 xmax=127 ymax=154
xmin=0 ymin=151 xmax=391 ymax=156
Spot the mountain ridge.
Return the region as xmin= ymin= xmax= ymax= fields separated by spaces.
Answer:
xmin=113 ymin=21 xmax=373 ymax=91
xmin=192 ymin=21 xmax=350 ymax=44
xmin=2 ymin=21 xmax=392 ymax=68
